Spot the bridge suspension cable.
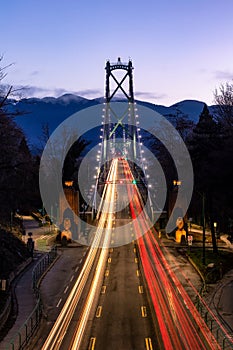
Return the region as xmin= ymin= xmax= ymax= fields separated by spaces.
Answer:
xmin=92 ymin=58 xmax=154 ymax=217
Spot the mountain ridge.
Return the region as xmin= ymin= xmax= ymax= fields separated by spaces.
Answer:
xmin=6 ymin=94 xmax=216 ymax=151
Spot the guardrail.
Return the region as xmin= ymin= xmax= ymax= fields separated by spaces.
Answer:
xmin=0 ymin=294 xmax=12 ymax=334
xmin=5 ymin=246 xmax=58 ymax=350
xmin=32 ymin=246 xmax=57 ymax=290
xmin=5 ymin=298 xmax=42 ymax=350
xmin=187 ymin=251 xmax=233 ymax=349
xmin=195 ymin=296 xmax=233 ymax=350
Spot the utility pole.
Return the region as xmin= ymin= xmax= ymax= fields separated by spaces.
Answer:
xmin=202 ymin=193 xmax=206 ymax=265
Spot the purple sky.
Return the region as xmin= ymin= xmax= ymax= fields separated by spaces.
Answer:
xmin=1 ymin=0 xmax=233 ymax=105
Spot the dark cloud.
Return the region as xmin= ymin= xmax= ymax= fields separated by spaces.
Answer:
xmin=15 ymin=85 xmax=103 ymax=99
xmin=23 ymin=85 xmax=51 ymax=95
xmin=135 ymin=91 xmax=167 ymax=101
xmin=214 ymin=70 xmax=233 ymax=81
xmin=3 ymin=83 xmax=164 ymax=102
xmin=53 ymin=88 xmax=102 ymax=98
xmin=75 ymin=89 xmax=102 ymax=96
xmin=53 ymin=88 xmax=72 ymax=97
xmin=30 ymin=70 xmax=40 ymax=76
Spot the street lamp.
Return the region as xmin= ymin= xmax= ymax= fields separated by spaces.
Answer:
xmin=188 ymin=217 xmax=193 ymax=234
xmin=192 ymin=191 xmax=206 ymax=265
xmin=214 ymin=222 xmax=217 ymax=239
xmin=64 ymin=180 xmax=73 ymax=187
xmin=202 ymin=194 xmax=206 ymax=265
xmin=173 ymin=180 xmax=182 ymax=187
xmin=170 ymin=179 xmax=182 ymax=219
xmin=196 ymin=191 xmax=206 ymax=265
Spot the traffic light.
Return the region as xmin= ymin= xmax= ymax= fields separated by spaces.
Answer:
xmin=132 ymin=179 xmax=137 ymax=184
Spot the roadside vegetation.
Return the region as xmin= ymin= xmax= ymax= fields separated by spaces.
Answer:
xmin=188 ymin=248 xmax=233 ymax=284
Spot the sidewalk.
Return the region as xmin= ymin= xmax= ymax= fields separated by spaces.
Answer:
xmin=205 ymin=269 xmax=233 ymax=332
xmin=0 ymin=216 xmax=53 ymax=350
xmin=0 ymin=256 xmax=41 ymax=350
xmin=162 ymin=235 xmax=233 ymax=335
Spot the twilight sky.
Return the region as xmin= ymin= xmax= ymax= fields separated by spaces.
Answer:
xmin=1 ymin=0 xmax=233 ymax=106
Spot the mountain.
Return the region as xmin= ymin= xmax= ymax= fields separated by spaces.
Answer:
xmin=8 ymin=95 xmax=98 ymax=151
xmin=5 ymin=94 xmax=214 ymax=152
xmin=136 ymin=99 xmax=206 ymax=124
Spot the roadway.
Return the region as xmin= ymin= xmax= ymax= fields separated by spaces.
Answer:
xmin=79 ymin=158 xmax=222 ymax=350
xmin=39 ymin=158 xmax=230 ymax=349
xmin=123 ymin=158 xmax=224 ymax=349
xmin=80 ymin=231 xmax=157 ymax=349
xmin=40 ymin=159 xmax=118 ymax=349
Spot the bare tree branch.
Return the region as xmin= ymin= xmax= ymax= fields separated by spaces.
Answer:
xmin=214 ymin=82 xmax=233 ymax=129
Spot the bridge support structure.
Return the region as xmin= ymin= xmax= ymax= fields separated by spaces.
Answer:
xmin=102 ymin=57 xmax=138 ymax=164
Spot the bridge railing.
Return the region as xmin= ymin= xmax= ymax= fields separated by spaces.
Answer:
xmin=32 ymin=246 xmax=57 ymax=290
xmin=195 ymin=289 xmax=233 ymax=349
xmin=5 ymin=298 xmax=42 ymax=350
xmin=5 ymin=246 xmax=58 ymax=350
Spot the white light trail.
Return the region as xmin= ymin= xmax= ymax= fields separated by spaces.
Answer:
xmin=42 ymin=159 xmax=118 ymax=350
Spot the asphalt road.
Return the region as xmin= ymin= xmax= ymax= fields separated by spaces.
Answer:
xmin=80 ymin=242 xmax=158 ymax=350
xmin=78 ymin=160 xmax=158 ymax=349
xmin=27 ymin=158 xmax=233 ymax=350
xmin=31 ymin=245 xmax=89 ymax=349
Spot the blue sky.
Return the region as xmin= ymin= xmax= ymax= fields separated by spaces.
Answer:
xmin=1 ymin=0 xmax=233 ymax=105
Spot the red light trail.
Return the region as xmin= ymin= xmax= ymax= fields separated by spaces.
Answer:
xmin=122 ymin=158 xmax=223 ymax=350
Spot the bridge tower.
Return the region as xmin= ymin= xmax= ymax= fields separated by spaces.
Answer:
xmin=105 ymin=57 xmax=134 ymax=103
xmin=93 ymin=58 xmax=154 ymax=218
xmin=102 ymin=57 xmax=138 ymax=164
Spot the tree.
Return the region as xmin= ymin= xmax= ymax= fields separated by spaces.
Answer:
xmin=0 ymin=56 xmax=13 ymax=111
xmin=213 ymin=82 xmax=233 ymax=232
xmin=173 ymin=109 xmax=195 ymax=141
xmin=62 ymin=137 xmax=89 ymax=185
xmin=187 ymin=104 xmax=220 ymax=254
xmin=0 ymin=111 xmax=34 ymax=215
xmin=38 ymin=122 xmax=89 ymax=187
xmin=214 ymin=82 xmax=233 ymax=131
xmin=0 ymin=56 xmax=36 ymax=221
xmin=39 ymin=122 xmax=89 ymax=224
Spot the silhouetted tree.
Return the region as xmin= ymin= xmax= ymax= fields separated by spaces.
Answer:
xmin=187 ymin=104 xmax=220 ymax=253
xmin=213 ymin=82 xmax=233 ymax=231
xmin=214 ymin=82 xmax=233 ymax=131
xmin=63 ymin=138 xmax=89 ymax=186
xmin=0 ymin=56 xmax=36 ymax=221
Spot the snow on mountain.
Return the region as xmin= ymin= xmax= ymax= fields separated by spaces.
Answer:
xmin=11 ymin=95 xmax=98 ymax=150
xmin=136 ymin=99 xmax=206 ymax=124
xmin=169 ymin=100 xmax=205 ymax=123
xmin=56 ymin=94 xmax=90 ymax=105
xmin=41 ymin=96 xmax=58 ymax=104
xmin=6 ymin=94 xmax=211 ymax=152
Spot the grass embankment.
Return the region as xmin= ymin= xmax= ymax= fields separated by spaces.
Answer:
xmin=35 ymin=231 xmax=57 ymax=251
xmin=188 ymin=248 xmax=233 ymax=283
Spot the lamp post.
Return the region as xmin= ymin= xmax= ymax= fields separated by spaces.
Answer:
xmin=201 ymin=193 xmax=206 ymax=265
xmin=10 ymin=211 xmax=13 ymax=231
xmin=193 ymin=191 xmax=206 ymax=265
xmin=171 ymin=180 xmax=182 ymax=211
xmin=188 ymin=217 xmax=193 ymax=234
xmin=173 ymin=180 xmax=182 ymax=187
xmin=214 ymin=221 xmax=217 ymax=240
